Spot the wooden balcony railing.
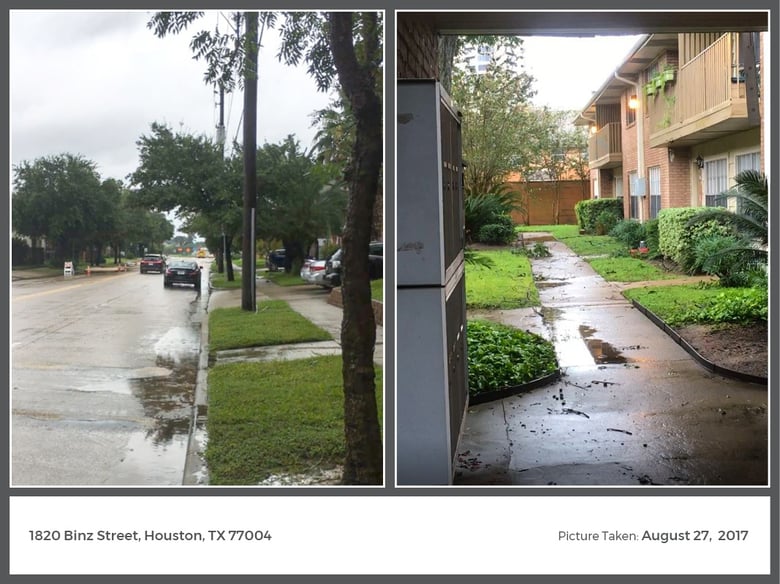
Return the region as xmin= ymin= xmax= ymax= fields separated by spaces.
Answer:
xmin=588 ymin=122 xmax=622 ymax=168
xmin=649 ymin=33 xmax=747 ymax=138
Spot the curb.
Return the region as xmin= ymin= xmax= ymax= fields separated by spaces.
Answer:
xmin=182 ymin=283 xmax=213 ymax=485
xmin=630 ymin=300 xmax=767 ymax=386
xmin=468 ymin=370 xmax=562 ymax=406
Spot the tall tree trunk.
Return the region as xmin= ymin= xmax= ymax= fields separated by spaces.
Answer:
xmin=327 ymin=12 xmax=383 ymax=485
xmin=241 ymin=12 xmax=258 ymax=310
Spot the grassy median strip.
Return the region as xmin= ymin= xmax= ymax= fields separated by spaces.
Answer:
xmin=587 ymin=257 xmax=675 ymax=282
xmin=209 ymin=301 xmax=331 ymax=352
xmin=466 ymin=250 xmax=538 ymax=309
xmin=205 ymin=355 xmax=383 ymax=485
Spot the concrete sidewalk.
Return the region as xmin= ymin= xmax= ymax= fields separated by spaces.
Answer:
xmin=454 ymin=239 xmax=767 ymax=486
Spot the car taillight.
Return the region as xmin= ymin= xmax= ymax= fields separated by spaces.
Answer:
xmin=311 ymin=265 xmax=325 ymax=272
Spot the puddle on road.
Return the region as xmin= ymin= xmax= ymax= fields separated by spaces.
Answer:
xmin=579 ymin=325 xmax=628 ymax=364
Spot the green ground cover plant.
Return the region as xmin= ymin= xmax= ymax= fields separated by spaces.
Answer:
xmin=467 ymin=319 xmax=558 ymax=395
xmin=516 ymin=224 xmax=579 ymax=239
xmin=465 ymin=250 xmax=539 ymax=309
xmin=205 ymin=355 xmax=383 ymax=484
xmin=623 ymin=284 xmax=767 ymax=326
xmin=209 ymin=301 xmax=331 ymax=352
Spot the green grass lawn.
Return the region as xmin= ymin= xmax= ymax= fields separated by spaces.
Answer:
xmin=209 ymin=301 xmax=332 ymax=352
xmin=516 ymin=224 xmax=579 ymax=239
xmin=210 ymin=272 xmax=242 ymax=290
xmin=371 ymin=279 xmax=383 ymax=302
xmin=588 ymin=257 xmax=676 ymax=282
xmin=466 ymin=250 xmax=539 ymax=309
xmin=623 ymin=284 xmax=767 ymax=326
xmin=205 ymin=355 xmax=383 ymax=485
xmin=264 ymin=270 xmax=306 ymax=286
xmin=517 ymin=224 xmax=626 ymax=256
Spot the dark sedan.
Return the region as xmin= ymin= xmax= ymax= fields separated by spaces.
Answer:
xmin=163 ymin=260 xmax=202 ymax=290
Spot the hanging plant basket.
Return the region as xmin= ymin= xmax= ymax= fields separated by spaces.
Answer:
xmin=645 ymin=83 xmax=656 ymax=96
xmin=663 ymin=69 xmax=675 ymax=82
xmin=654 ymin=76 xmax=664 ymax=89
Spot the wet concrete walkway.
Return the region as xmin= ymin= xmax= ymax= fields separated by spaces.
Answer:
xmin=455 ymin=239 xmax=767 ymax=486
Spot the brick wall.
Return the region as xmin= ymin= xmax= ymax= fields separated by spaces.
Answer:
xmin=397 ymin=18 xmax=438 ymax=79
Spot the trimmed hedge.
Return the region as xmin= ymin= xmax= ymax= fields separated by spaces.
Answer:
xmin=657 ymin=207 xmax=731 ymax=271
xmin=575 ymin=198 xmax=623 ymax=234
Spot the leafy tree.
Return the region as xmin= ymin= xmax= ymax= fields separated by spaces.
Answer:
xmin=12 ymin=154 xmax=115 ymax=264
xmin=256 ymin=136 xmax=346 ymax=272
xmin=449 ymin=45 xmax=537 ymax=196
xmin=438 ymin=35 xmax=525 ymax=93
xmin=280 ymin=11 xmax=383 ymax=484
xmin=129 ymin=122 xmax=240 ymax=281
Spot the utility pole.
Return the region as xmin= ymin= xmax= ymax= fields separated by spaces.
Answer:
xmin=216 ymin=84 xmax=228 ymax=275
xmin=241 ymin=11 xmax=258 ymax=311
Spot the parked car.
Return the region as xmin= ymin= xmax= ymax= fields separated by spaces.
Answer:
xmin=323 ymin=241 xmax=383 ymax=288
xmin=266 ymin=248 xmax=285 ymax=272
xmin=139 ymin=254 xmax=165 ymax=274
xmin=300 ymin=259 xmax=328 ymax=287
xmin=163 ymin=260 xmax=202 ymax=290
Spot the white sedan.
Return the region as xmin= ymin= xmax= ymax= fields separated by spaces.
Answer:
xmin=300 ymin=259 xmax=328 ymax=287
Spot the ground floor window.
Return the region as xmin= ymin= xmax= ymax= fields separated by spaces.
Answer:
xmin=648 ymin=165 xmax=661 ymax=219
xmin=704 ymin=158 xmax=728 ymax=207
xmin=628 ymin=171 xmax=641 ymax=219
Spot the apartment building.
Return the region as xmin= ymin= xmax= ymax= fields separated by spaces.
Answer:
xmin=577 ymin=31 xmax=765 ymax=221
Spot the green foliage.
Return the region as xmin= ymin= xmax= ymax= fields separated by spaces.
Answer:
xmin=609 ymin=219 xmax=646 ymax=248
xmin=465 ymin=250 xmax=538 ymax=309
xmin=450 ymin=53 xmax=536 ymax=194
xmin=464 ymin=189 xmax=520 ymax=243
xmin=658 ymin=207 xmax=731 ymax=272
xmin=624 ymin=284 xmax=767 ymax=326
xmin=256 ymin=136 xmax=347 ymax=270
xmin=574 ymin=198 xmax=623 ymax=234
xmin=594 ymin=209 xmax=619 ymax=235
xmin=208 ymin=301 xmax=332 ymax=353
xmin=370 ymin=279 xmax=383 ymax=302
xmin=525 ymin=242 xmax=552 ymax=258
xmin=477 ymin=215 xmax=516 ymax=245
xmin=466 ymin=320 xmax=558 ymax=395
xmin=692 ymin=234 xmax=766 ymax=287
xmin=205 ymin=356 xmax=382 ymax=484
xmin=685 ymin=169 xmax=768 ymax=276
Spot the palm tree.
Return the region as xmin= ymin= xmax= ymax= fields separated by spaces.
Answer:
xmin=688 ymin=169 xmax=768 ymax=284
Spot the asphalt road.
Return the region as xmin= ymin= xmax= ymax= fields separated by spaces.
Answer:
xmin=11 ymin=259 xmax=210 ymax=485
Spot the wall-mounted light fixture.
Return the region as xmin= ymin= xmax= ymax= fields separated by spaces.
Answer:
xmin=628 ymin=95 xmax=639 ymax=110
xmin=695 ymin=155 xmax=704 ymax=169
xmin=590 ymin=124 xmax=598 ymax=134
xmin=667 ymin=148 xmax=675 ymax=163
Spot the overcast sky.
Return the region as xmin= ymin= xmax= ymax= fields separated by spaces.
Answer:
xmin=10 ymin=11 xmax=643 ymax=186
xmin=10 ymin=10 xmax=335 ymax=184
xmin=521 ymin=34 xmax=644 ymax=111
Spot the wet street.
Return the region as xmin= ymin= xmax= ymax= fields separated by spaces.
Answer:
xmin=456 ymin=239 xmax=768 ymax=486
xmin=11 ymin=260 xmax=209 ymax=485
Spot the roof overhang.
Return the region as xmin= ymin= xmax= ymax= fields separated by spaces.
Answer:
xmin=399 ymin=11 xmax=769 ymax=36
xmin=575 ymin=33 xmax=679 ymax=125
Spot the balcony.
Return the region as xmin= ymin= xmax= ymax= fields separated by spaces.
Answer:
xmin=649 ymin=33 xmax=758 ymax=148
xmin=588 ymin=123 xmax=622 ymax=169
